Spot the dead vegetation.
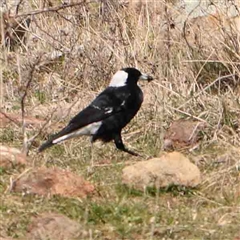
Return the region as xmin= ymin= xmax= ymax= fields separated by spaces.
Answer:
xmin=1 ymin=0 xmax=240 ymax=239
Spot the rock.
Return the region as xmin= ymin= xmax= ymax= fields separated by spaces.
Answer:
xmin=164 ymin=119 xmax=205 ymax=150
xmin=12 ymin=167 xmax=94 ymax=198
xmin=26 ymin=213 xmax=85 ymax=240
xmin=122 ymin=152 xmax=201 ymax=191
xmin=0 ymin=145 xmax=27 ymax=168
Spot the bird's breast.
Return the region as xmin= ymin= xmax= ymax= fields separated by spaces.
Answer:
xmin=138 ymin=88 xmax=144 ymax=104
xmin=131 ymin=86 xmax=143 ymax=107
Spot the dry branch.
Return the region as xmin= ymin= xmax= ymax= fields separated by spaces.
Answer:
xmin=19 ymin=56 xmax=42 ymax=155
xmin=15 ymin=1 xmax=91 ymax=18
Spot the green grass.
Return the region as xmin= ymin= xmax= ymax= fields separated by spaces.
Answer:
xmin=0 ymin=137 xmax=240 ymax=239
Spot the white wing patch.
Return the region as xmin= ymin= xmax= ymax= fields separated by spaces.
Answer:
xmin=109 ymin=70 xmax=128 ymax=87
xmin=105 ymin=107 xmax=113 ymax=114
xmin=52 ymin=121 xmax=102 ymax=144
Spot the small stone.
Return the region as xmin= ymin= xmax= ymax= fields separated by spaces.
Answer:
xmin=122 ymin=152 xmax=201 ymax=191
xmin=0 ymin=145 xmax=27 ymax=168
xmin=12 ymin=167 xmax=94 ymax=198
xmin=26 ymin=213 xmax=84 ymax=240
xmin=164 ymin=119 xmax=205 ymax=150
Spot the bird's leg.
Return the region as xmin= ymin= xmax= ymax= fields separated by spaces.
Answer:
xmin=114 ymin=133 xmax=139 ymax=156
xmin=87 ymin=139 xmax=95 ymax=175
xmin=90 ymin=141 xmax=94 ymax=167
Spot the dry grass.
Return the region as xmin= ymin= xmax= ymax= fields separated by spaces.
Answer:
xmin=1 ymin=0 xmax=240 ymax=239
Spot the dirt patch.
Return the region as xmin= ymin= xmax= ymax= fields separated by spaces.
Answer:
xmin=26 ymin=212 xmax=86 ymax=240
xmin=0 ymin=112 xmax=45 ymax=129
xmin=0 ymin=112 xmax=64 ymax=136
xmin=12 ymin=167 xmax=95 ymax=198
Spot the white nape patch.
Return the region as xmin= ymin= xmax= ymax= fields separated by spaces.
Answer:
xmin=52 ymin=121 xmax=102 ymax=144
xmin=109 ymin=70 xmax=128 ymax=87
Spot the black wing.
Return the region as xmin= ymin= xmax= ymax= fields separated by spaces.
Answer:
xmin=68 ymin=86 xmax=130 ymax=130
xmin=39 ymin=87 xmax=130 ymax=152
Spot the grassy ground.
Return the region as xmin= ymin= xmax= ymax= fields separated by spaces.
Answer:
xmin=1 ymin=1 xmax=240 ymax=239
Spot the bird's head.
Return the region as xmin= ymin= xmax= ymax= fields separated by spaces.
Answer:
xmin=109 ymin=67 xmax=153 ymax=87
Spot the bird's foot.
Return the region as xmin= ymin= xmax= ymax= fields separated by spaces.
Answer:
xmin=126 ymin=149 xmax=153 ymax=160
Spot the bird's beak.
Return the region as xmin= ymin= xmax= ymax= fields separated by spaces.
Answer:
xmin=139 ymin=73 xmax=153 ymax=82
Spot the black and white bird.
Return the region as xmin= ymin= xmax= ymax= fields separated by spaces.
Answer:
xmin=39 ymin=67 xmax=153 ymax=156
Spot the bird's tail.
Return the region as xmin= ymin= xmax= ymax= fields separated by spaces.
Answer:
xmin=38 ymin=123 xmax=76 ymax=152
xmin=38 ymin=139 xmax=55 ymax=152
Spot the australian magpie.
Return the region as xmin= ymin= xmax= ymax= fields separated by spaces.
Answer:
xmin=39 ymin=67 xmax=153 ymax=156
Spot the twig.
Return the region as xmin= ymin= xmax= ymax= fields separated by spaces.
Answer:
xmin=15 ymin=0 xmax=24 ymax=15
xmin=182 ymin=0 xmax=202 ymax=52
xmin=7 ymin=168 xmax=32 ymax=193
xmin=0 ymin=110 xmax=21 ymax=127
xmin=182 ymin=60 xmax=240 ymax=64
xmin=152 ymin=81 xmax=181 ymax=97
xmin=15 ymin=1 xmax=91 ymax=18
xmin=19 ymin=56 xmax=41 ymax=155
xmin=168 ymin=105 xmax=209 ymax=124
xmin=34 ymin=19 xmax=68 ymax=51
xmin=177 ymin=74 xmax=236 ymax=110
xmin=27 ymin=110 xmax=57 ymax=153
xmin=164 ymin=3 xmax=171 ymax=70
xmin=0 ymin=68 xmax=2 ymax=109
